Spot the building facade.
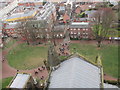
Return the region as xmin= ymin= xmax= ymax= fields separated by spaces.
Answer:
xmin=68 ymin=22 xmax=94 ymax=39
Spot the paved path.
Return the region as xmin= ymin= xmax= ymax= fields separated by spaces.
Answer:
xmin=56 ymin=38 xmax=70 ymax=56
xmin=104 ymin=74 xmax=118 ymax=81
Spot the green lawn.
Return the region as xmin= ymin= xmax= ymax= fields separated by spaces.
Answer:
xmin=2 ymin=77 xmax=13 ymax=88
xmin=6 ymin=43 xmax=48 ymax=70
xmin=70 ymin=43 xmax=119 ymax=78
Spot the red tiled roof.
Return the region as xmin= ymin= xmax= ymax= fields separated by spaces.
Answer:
xmin=63 ymin=12 xmax=70 ymax=23
xmin=80 ymin=5 xmax=90 ymax=11
xmin=59 ymin=3 xmax=65 ymax=6
xmin=75 ymin=6 xmax=81 ymax=14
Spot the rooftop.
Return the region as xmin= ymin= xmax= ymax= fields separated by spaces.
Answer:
xmin=5 ymin=9 xmax=37 ymax=22
xmin=49 ymin=57 xmax=101 ymax=88
xmin=71 ymin=22 xmax=89 ymax=25
xmin=9 ymin=73 xmax=30 ymax=88
xmin=69 ymin=22 xmax=90 ymax=28
xmin=37 ymin=2 xmax=55 ymax=20
xmin=5 ymin=22 xmax=18 ymax=29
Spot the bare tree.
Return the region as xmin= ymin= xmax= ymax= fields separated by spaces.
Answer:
xmin=47 ymin=44 xmax=60 ymax=67
xmin=93 ymin=8 xmax=115 ymax=47
xmin=51 ymin=13 xmax=57 ymax=46
xmin=16 ymin=21 xmax=30 ymax=45
xmin=27 ymin=22 xmax=38 ymax=44
xmin=16 ymin=20 xmax=49 ymax=45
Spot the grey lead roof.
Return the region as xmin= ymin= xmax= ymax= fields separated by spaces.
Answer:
xmin=49 ymin=57 xmax=101 ymax=88
xmin=69 ymin=25 xmax=90 ymax=28
xmin=9 ymin=74 xmax=30 ymax=88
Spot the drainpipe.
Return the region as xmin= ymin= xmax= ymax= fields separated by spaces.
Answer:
xmin=97 ymin=55 xmax=104 ymax=89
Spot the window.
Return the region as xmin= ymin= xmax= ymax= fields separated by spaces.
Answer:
xmin=41 ymin=35 xmax=43 ymax=38
xmin=45 ymin=29 xmax=48 ymax=32
xmin=83 ymin=33 xmax=85 ymax=35
xmin=71 ymin=36 xmax=73 ymax=38
xmin=37 ymin=34 xmax=40 ymax=38
xmin=33 ymin=24 xmax=37 ymax=28
xmin=74 ymin=36 xmax=77 ymax=38
xmin=60 ymin=34 xmax=63 ymax=37
xmin=47 ymin=34 xmax=49 ymax=38
xmin=86 ymin=36 xmax=88 ymax=38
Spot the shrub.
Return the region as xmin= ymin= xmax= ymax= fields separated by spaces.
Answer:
xmin=104 ymin=80 xmax=118 ymax=85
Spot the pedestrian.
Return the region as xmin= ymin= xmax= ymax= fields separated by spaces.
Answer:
xmin=2 ymin=60 xmax=4 ymax=62
xmin=40 ymin=77 xmax=43 ymax=80
xmin=42 ymin=66 xmax=45 ymax=70
xmin=59 ymin=53 xmax=61 ymax=56
xmin=35 ymin=71 xmax=38 ymax=74
xmin=17 ymin=70 xmax=19 ymax=72
xmin=38 ymin=68 xmax=42 ymax=72
xmin=34 ymin=70 xmax=38 ymax=75
xmin=41 ymin=76 xmax=44 ymax=80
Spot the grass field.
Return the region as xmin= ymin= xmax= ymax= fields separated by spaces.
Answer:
xmin=70 ymin=43 xmax=119 ymax=78
xmin=2 ymin=77 xmax=13 ymax=88
xmin=6 ymin=43 xmax=48 ymax=70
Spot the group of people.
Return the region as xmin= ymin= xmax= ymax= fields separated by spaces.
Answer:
xmin=34 ymin=66 xmax=46 ymax=80
xmin=59 ymin=42 xmax=70 ymax=56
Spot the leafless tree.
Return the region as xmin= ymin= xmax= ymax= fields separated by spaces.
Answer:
xmin=51 ymin=13 xmax=57 ymax=46
xmin=17 ymin=21 xmax=37 ymax=45
xmin=16 ymin=21 xmax=30 ymax=45
xmin=16 ymin=20 xmax=50 ymax=45
xmin=47 ymin=44 xmax=60 ymax=67
xmin=93 ymin=8 xmax=115 ymax=47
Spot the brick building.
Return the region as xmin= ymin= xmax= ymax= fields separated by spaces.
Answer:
xmin=3 ymin=22 xmax=17 ymax=37
xmin=68 ymin=22 xmax=94 ymax=39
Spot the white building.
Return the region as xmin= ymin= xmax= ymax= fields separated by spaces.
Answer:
xmin=0 ymin=0 xmax=23 ymax=20
xmin=37 ymin=2 xmax=56 ymax=21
